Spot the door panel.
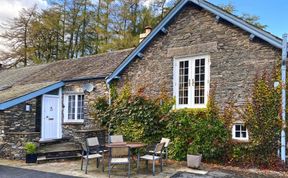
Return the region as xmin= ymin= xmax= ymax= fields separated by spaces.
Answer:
xmin=43 ymin=95 xmax=59 ymax=140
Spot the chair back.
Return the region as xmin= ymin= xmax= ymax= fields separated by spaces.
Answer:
xmin=110 ymin=135 xmax=124 ymax=143
xmin=160 ymin=138 xmax=170 ymax=148
xmin=154 ymin=142 xmax=165 ymax=153
xmin=110 ymin=146 xmax=130 ymax=158
xmin=81 ymin=142 xmax=88 ymax=152
xmin=86 ymin=137 xmax=100 ymax=147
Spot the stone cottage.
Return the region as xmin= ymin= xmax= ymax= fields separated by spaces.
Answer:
xmin=0 ymin=49 xmax=132 ymax=159
xmin=0 ymin=0 xmax=286 ymax=160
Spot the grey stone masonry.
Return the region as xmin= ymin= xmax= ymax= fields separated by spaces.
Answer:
xmin=117 ymin=5 xmax=281 ymax=109
xmin=61 ymin=80 xmax=108 ymax=143
xmin=0 ymin=99 xmax=40 ymax=159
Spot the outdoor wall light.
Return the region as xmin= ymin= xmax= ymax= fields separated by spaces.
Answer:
xmin=25 ymin=104 xmax=32 ymax=112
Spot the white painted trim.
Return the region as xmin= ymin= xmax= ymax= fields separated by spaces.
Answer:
xmin=173 ymin=55 xmax=210 ymax=109
xmin=58 ymin=88 xmax=63 ymax=139
xmin=232 ymin=123 xmax=249 ymax=141
xmin=63 ymin=94 xmax=85 ymax=123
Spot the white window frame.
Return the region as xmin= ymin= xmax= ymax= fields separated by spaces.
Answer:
xmin=64 ymin=94 xmax=85 ymax=123
xmin=232 ymin=123 xmax=249 ymax=141
xmin=173 ymin=55 xmax=210 ymax=109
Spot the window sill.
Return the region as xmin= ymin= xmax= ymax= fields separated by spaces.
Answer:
xmin=63 ymin=121 xmax=84 ymax=125
xmin=232 ymin=138 xmax=249 ymax=143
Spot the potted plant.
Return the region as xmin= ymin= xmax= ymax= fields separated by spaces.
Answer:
xmin=24 ymin=142 xmax=37 ymax=163
xmin=187 ymin=144 xmax=202 ymax=169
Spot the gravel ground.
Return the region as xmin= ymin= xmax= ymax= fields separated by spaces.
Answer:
xmin=0 ymin=159 xmax=287 ymax=178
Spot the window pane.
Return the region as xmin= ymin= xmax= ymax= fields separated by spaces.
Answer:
xmin=242 ymin=132 xmax=247 ymax=138
xmin=235 ymin=125 xmax=240 ymax=131
xmin=68 ymin=95 xmax=75 ymax=120
xmin=77 ymin=95 xmax=84 ymax=120
xmin=178 ymin=61 xmax=189 ymax=105
xmin=235 ymin=132 xmax=241 ymax=137
xmin=194 ymin=59 xmax=205 ymax=104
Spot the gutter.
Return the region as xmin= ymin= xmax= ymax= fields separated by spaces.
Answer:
xmin=63 ymin=76 xmax=106 ymax=82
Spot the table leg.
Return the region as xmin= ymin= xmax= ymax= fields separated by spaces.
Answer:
xmin=137 ymin=149 xmax=140 ymax=174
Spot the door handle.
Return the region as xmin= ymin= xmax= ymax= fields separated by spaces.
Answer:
xmin=192 ymin=79 xmax=195 ymax=86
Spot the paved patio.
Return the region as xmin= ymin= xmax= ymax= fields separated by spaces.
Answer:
xmin=0 ymin=159 xmax=287 ymax=178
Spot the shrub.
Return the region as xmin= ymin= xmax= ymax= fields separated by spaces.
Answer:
xmin=166 ymin=109 xmax=229 ymax=162
xmin=24 ymin=142 xmax=37 ymax=155
xmin=92 ymin=85 xmax=174 ymax=144
xmin=165 ymin=109 xmax=203 ymax=160
xmin=239 ymin=72 xmax=282 ymax=167
xmin=166 ymin=91 xmax=229 ymax=162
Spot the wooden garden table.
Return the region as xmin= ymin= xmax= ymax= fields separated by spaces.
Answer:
xmin=105 ymin=142 xmax=146 ymax=173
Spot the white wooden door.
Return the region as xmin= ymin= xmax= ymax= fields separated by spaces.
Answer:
xmin=173 ymin=55 xmax=210 ymax=109
xmin=42 ymin=95 xmax=60 ymax=140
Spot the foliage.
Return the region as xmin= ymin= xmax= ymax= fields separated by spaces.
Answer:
xmin=166 ymin=92 xmax=229 ymax=162
xmin=24 ymin=142 xmax=37 ymax=155
xmin=238 ymin=71 xmax=282 ymax=167
xmin=92 ymin=85 xmax=174 ymax=144
xmin=0 ymin=0 xmax=175 ymax=67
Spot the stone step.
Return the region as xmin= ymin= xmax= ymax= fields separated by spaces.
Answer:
xmin=38 ymin=137 xmax=72 ymax=146
xmin=37 ymin=153 xmax=82 ymax=163
xmin=37 ymin=142 xmax=82 ymax=163
xmin=38 ymin=142 xmax=81 ymax=154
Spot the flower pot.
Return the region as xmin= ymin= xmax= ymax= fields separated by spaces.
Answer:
xmin=187 ymin=154 xmax=202 ymax=169
xmin=26 ymin=154 xmax=37 ymax=163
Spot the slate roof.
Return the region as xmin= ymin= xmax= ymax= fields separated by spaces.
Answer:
xmin=0 ymin=82 xmax=56 ymax=103
xmin=0 ymin=48 xmax=133 ymax=105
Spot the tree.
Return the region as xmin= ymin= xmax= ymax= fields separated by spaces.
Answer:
xmin=0 ymin=6 xmax=37 ymax=67
xmin=220 ymin=3 xmax=267 ymax=29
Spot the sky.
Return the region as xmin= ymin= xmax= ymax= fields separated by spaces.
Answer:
xmin=0 ymin=0 xmax=48 ymax=52
xmin=0 ymin=0 xmax=287 ymax=52
xmin=207 ymin=0 xmax=288 ymax=37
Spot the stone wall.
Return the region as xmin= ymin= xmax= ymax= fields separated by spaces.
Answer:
xmin=62 ymin=79 xmax=108 ymax=143
xmin=0 ymin=99 xmax=40 ymax=159
xmin=117 ymin=4 xmax=281 ymax=110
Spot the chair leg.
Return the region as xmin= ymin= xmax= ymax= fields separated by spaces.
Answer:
xmin=85 ymin=158 xmax=89 ymax=174
xmin=128 ymin=161 xmax=131 ymax=178
xmin=102 ymin=157 xmax=104 ymax=172
xmin=152 ymin=160 xmax=155 ymax=176
xmin=97 ymin=158 xmax=99 ymax=168
xmin=165 ymin=148 xmax=168 ymax=165
xmin=80 ymin=157 xmax=83 ymax=171
xmin=146 ymin=160 xmax=148 ymax=174
xmin=160 ymin=158 xmax=163 ymax=172
xmin=108 ymin=160 xmax=111 ymax=178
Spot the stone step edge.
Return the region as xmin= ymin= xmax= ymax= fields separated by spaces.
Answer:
xmin=37 ymin=153 xmax=82 ymax=163
xmin=37 ymin=148 xmax=82 ymax=154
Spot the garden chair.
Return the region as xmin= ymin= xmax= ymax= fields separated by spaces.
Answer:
xmin=110 ymin=135 xmax=124 ymax=143
xmin=108 ymin=146 xmax=131 ymax=178
xmin=140 ymin=142 xmax=165 ymax=176
xmin=80 ymin=137 xmax=104 ymax=174
xmin=149 ymin=138 xmax=170 ymax=164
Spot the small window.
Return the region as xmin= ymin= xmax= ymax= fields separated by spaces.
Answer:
xmin=64 ymin=94 xmax=85 ymax=122
xmin=232 ymin=123 xmax=248 ymax=141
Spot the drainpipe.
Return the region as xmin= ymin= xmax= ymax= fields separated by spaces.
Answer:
xmin=281 ymin=34 xmax=287 ymax=163
xmin=106 ymin=82 xmax=112 ymax=106
xmin=106 ymin=81 xmax=112 ymax=143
